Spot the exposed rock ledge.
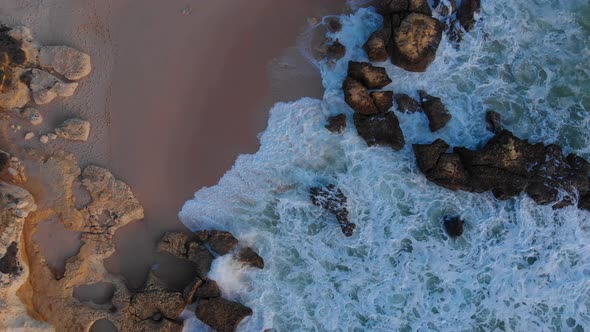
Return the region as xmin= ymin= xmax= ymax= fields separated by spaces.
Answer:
xmin=414 ymin=130 xmax=590 ymax=209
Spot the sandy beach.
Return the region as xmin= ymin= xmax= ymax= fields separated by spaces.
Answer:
xmin=1 ymin=0 xmax=344 ymax=288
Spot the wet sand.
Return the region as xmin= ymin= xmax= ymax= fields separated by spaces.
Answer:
xmin=2 ymin=0 xmax=345 ymax=288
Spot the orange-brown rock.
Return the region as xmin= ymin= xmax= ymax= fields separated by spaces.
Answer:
xmin=390 ymin=13 xmax=444 ymax=72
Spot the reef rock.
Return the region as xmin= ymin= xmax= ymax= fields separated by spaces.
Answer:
xmin=343 ymin=77 xmax=378 ymax=115
xmin=55 ymin=118 xmax=90 ymax=141
xmin=28 ymin=69 xmax=78 ymax=105
xmin=354 ymin=111 xmax=405 ymax=150
xmin=485 ymin=110 xmax=502 ymax=134
xmin=419 ymin=90 xmax=451 ymax=131
xmin=443 ymin=216 xmax=464 ymax=237
xmin=390 ymin=13 xmax=444 ymax=72
xmin=39 ymin=45 xmax=91 ymax=80
xmin=347 ymin=61 xmax=392 ymax=89
xmin=196 ymin=298 xmax=253 ymax=332
xmin=326 ymin=114 xmax=347 ymax=133
xmin=413 ymin=131 xmax=590 ymax=209
xmin=310 ymin=184 xmax=356 ymax=237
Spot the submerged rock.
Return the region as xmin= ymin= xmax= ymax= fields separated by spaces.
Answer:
xmin=196 ymin=298 xmax=253 ymax=332
xmin=433 ymin=0 xmax=457 ymax=17
xmin=354 ymin=111 xmax=405 ymax=150
xmin=419 ymin=90 xmax=452 ymax=131
xmin=55 ymin=118 xmax=90 ymax=141
xmin=390 ymin=13 xmax=444 ymax=72
xmin=326 ymin=114 xmax=347 ymax=133
xmin=326 ymin=39 xmax=346 ymax=61
xmin=413 ymin=130 xmax=590 ymax=209
xmin=443 ymin=216 xmax=464 ymax=237
xmin=394 ymin=93 xmax=422 ymax=113
xmin=310 ymin=184 xmax=356 ymax=237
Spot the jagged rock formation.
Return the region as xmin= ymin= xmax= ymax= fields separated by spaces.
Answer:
xmin=413 ymin=130 xmax=590 ymax=210
xmin=394 ymin=93 xmax=422 ymax=113
xmin=485 ymin=110 xmax=502 ymax=134
xmin=310 ymin=184 xmax=356 ymax=237
xmin=419 ymin=90 xmax=451 ymax=132
xmin=354 ymin=111 xmax=405 ymax=150
xmin=0 ymin=24 xmax=90 ymax=110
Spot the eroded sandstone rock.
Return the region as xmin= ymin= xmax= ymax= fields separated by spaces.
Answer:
xmin=196 ymin=298 xmax=253 ymax=332
xmin=371 ymin=91 xmax=393 ymax=113
xmin=55 ymin=118 xmax=90 ymax=141
xmin=237 ymin=247 xmax=265 ymax=269
xmin=39 ymin=45 xmax=91 ymax=81
xmin=395 ymin=93 xmax=422 ymax=113
xmin=343 ymin=77 xmax=378 ymax=115
xmin=28 ymin=69 xmax=78 ymax=105
xmin=390 ymin=14 xmax=444 ymax=72
xmin=347 ymin=61 xmax=392 ymax=89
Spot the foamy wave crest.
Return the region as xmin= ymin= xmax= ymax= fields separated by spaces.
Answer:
xmin=181 ymin=2 xmax=590 ymax=331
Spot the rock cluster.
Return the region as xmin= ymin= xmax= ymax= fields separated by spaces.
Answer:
xmin=342 ymin=61 xmax=405 ymax=150
xmin=0 ymin=24 xmax=91 ymax=110
xmin=365 ymin=0 xmax=444 ymax=72
xmin=413 ymin=130 xmax=590 ymax=209
xmin=310 ymin=184 xmax=356 ymax=237
xmin=156 ymin=231 xmax=263 ymax=332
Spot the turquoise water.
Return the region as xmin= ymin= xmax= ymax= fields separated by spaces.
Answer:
xmin=182 ymin=1 xmax=590 ymax=331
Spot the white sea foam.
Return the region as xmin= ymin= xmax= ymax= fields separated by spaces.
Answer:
xmin=181 ymin=1 xmax=590 ymax=331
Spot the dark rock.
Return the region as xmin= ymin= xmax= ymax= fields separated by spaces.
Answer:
xmin=395 ymin=93 xmax=423 ymax=113
xmin=354 ymin=111 xmax=405 ymax=150
xmin=238 ymin=247 xmax=265 ymax=269
xmin=0 ymin=151 xmax=9 ymax=172
xmin=195 ymin=230 xmax=209 ymax=243
xmin=196 ymin=298 xmax=253 ymax=332
xmin=371 ymin=91 xmax=394 ymax=113
xmin=413 ymin=139 xmax=449 ymax=173
xmin=378 ymin=0 xmax=408 ymax=14
xmin=310 ymin=184 xmax=356 ymax=237
xmin=0 ymin=242 xmax=21 ymax=275
xmin=419 ymin=90 xmax=452 ymax=132
xmin=390 ymin=14 xmax=444 ymax=72
xmin=485 ymin=111 xmax=502 ymax=133
xmin=364 ymin=28 xmax=391 ymax=62
xmin=327 ymin=39 xmax=346 ymax=61
xmin=187 ymin=242 xmax=214 ymax=279
xmin=443 ymin=216 xmax=464 ymax=237
xmin=343 ymin=77 xmax=378 ymax=115
xmin=182 ymin=278 xmax=203 ymax=304
xmin=458 ymin=0 xmax=481 ymax=32
xmin=326 ymin=114 xmax=347 ymax=133
xmin=414 ymin=131 xmax=590 ymax=209
xmin=433 ymin=0 xmax=457 ymax=17
xmin=208 ymin=231 xmax=239 ymax=255
xmin=347 ymin=61 xmax=392 ymax=89
xmin=408 ymin=0 xmax=432 ymax=15
xmin=326 ymin=17 xmax=342 ymax=32
xmin=194 ymin=280 xmax=222 ymax=300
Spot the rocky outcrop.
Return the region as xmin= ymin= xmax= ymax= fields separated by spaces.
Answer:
xmin=457 ymin=0 xmax=481 ymax=32
xmin=354 ymin=112 xmax=405 ymax=150
xmin=196 ymin=298 xmax=253 ymax=332
xmin=443 ymin=216 xmax=464 ymax=237
xmin=310 ymin=184 xmax=356 ymax=237
xmin=413 ymin=131 xmax=590 ymax=209
xmin=395 ymin=93 xmax=422 ymax=113
xmin=419 ymin=90 xmax=451 ymax=131
xmin=485 ymin=110 xmax=502 ymax=134
xmin=326 ymin=114 xmax=347 ymax=133
xmin=55 ymin=118 xmax=91 ymax=141
xmin=0 ymin=24 xmax=90 ymax=111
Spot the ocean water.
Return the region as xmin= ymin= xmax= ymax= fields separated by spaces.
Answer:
xmin=181 ymin=1 xmax=590 ymax=331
